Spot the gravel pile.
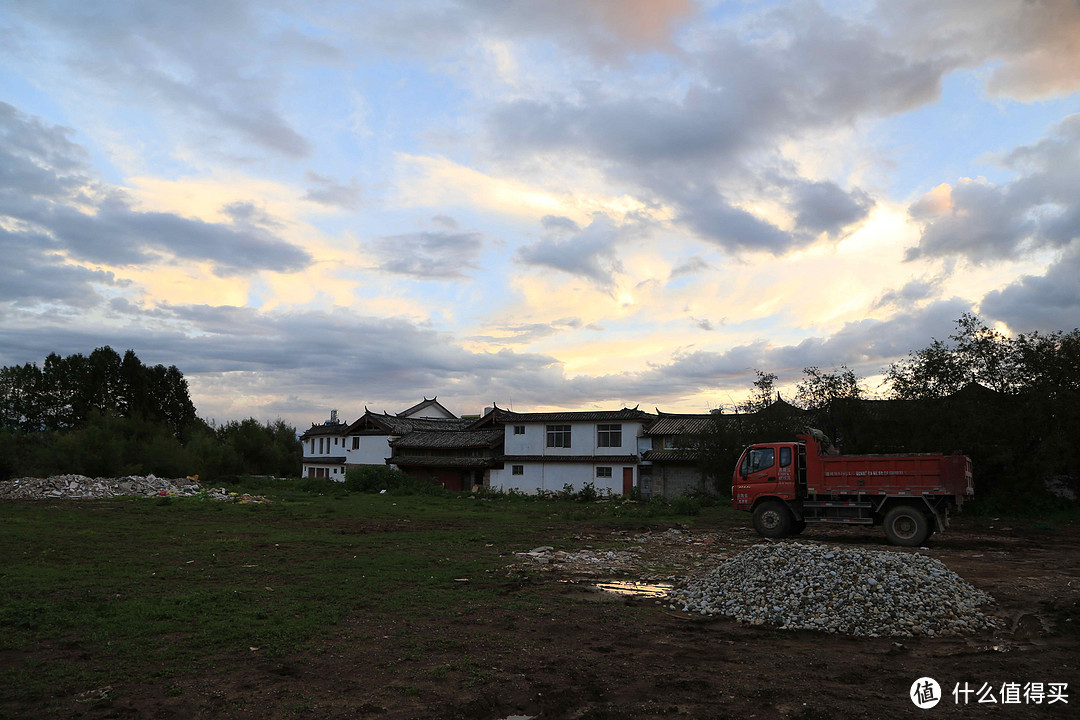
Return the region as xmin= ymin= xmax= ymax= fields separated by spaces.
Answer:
xmin=667 ymin=542 xmax=996 ymax=637
xmin=0 ymin=474 xmax=270 ymax=503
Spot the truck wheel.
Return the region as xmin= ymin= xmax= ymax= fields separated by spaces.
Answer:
xmin=792 ymin=520 xmax=807 ymax=535
xmin=883 ymin=506 xmax=930 ymax=547
xmin=753 ymin=500 xmax=794 ymax=538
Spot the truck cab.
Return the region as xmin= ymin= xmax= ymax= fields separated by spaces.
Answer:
xmin=732 ymin=441 xmax=802 ymax=512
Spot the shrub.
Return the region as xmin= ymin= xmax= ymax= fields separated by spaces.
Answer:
xmin=344 ymin=465 xmax=448 ymax=496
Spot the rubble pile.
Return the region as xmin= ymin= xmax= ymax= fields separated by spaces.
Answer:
xmin=0 ymin=475 xmax=270 ymax=504
xmin=667 ymin=542 xmax=996 ymax=637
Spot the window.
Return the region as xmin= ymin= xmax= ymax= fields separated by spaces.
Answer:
xmin=596 ymin=467 xmax=612 ymax=478
xmin=512 ymin=465 xmax=524 ymax=476
xmin=779 ymin=446 xmax=792 ymax=468
xmin=741 ymin=447 xmax=775 ymax=474
xmin=546 ymin=424 xmax=571 ymax=448
xmin=319 ymin=438 xmax=325 ymax=454
xmin=513 ymin=425 xmax=525 ymax=435
xmin=352 ymin=437 xmax=359 ymax=450
xmin=597 ymin=423 xmax=621 ymax=448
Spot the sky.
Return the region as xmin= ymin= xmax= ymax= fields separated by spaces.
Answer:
xmin=2 ymin=0 xmax=1079 ymax=427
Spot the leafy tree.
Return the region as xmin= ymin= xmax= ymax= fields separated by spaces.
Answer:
xmin=739 ymin=370 xmax=778 ymax=413
xmin=886 ymin=313 xmax=1013 ymax=398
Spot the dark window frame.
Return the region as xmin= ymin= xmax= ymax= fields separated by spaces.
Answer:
xmin=596 ymin=423 xmax=622 ymax=448
xmin=546 ymin=424 xmax=571 ymax=448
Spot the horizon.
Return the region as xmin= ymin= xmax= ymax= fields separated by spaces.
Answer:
xmin=3 ymin=1 xmax=1079 ymax=430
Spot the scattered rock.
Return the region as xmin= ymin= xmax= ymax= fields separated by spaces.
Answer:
xmin=0 ymin=475 xmax=270 ymax=503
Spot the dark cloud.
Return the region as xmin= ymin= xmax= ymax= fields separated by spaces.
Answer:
xmin=788 ymin=180 xmax=874 ymax=238
xmin=907 ymin=115 xmax=1080 ymax=262
xmin=302 ymin=171 xmax=362 ymax=210
xmin=517 ymin=216 xmax=625 ymax=284
xmin=0 ymin=103 xmax=312 ymax=276
xmin=372 ymin=230 xmax=484 ymax=279
xmin=0 ymin=228 xmax=119 ymax=307
xmin=872 ymin=277 xmax=943 ymax=310
xmin=980 ymin=243 xmax=1080 ymax=333
xmin=221 ymin=201 xmax=285 ymax=228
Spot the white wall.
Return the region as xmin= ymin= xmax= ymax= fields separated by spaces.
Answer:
xmin=344 ymin=435 xmax=392 ymax=465
xmin=503 ymin=421 xmax=643 ymax=456
xmin=490 ymin=462 xmax=633 ymax=495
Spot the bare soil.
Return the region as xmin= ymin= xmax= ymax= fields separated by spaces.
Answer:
xmin=27 ymin=517 xmax=1080 ymax=719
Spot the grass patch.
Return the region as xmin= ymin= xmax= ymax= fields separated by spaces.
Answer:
xmin=0 ymin=488 xmax=725 ymax=715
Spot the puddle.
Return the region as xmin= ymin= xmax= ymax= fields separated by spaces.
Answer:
xmin=594 ymin=580 xmax=672 ymax=598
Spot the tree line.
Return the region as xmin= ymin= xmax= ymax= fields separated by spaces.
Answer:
xmin=0 ymin=347 xmax=299 ymax=481
xmin=696 ymin=314 xmax=1080 ymax=508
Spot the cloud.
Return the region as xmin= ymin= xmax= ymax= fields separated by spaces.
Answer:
xmin=371 ymin=230 xmax=484 ymax=279
xmin=467 ymin=317 xmax=582 ymax=345
xmin=517 ymin=216 xmax=627 ymax=284
xmin=872 ymin=276 xmax=943 ymax=310
xmin=485 ymin=2 xmax=939 ymax=255
xmin=787 ymin=180 xmax=875 ymax=238
xmin=879 ymin=0 xmax=1080 ymax=101
xmin=980 ymin=242 xmax=1080 ymax=333
xmin=3 ymin=1 xmax=319 ymax=158
xmin=0 ymin=228 xmax=120 ymax=308
xmin=907 ymin=115 xmax=1080 ymax=262
xmin=668 ymin=255 xmax=710 ymax=280
xmin=0 ymin=102 xmax=312 ymax=276
xmin=302 ymin=171 xmax=362 ymax=210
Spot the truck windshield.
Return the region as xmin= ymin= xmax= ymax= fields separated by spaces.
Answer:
xmin=743 ymin=448 xmax=775 ymax=474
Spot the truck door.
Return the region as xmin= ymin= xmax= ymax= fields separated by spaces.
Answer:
xmin=742 ymin=446 xmax=777 ymax=494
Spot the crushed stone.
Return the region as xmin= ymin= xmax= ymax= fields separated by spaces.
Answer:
xmin=667 ymin=542 xmax=996 ymax=637
xmin=0 ymin=474 xmax=271 ymax=503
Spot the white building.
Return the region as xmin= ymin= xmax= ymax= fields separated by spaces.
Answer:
xmin=475 ymin=406 xmax=655 ymax=495
xmin=300 ymin=398 xmax=466 ymax=478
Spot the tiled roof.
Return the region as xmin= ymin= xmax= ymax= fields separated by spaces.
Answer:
xmin=299 ymin=423 xmax=347 ymax=438
xmin=500 ymin=455 xmax=639 ymax=464
xmin=389 ymin=456 xmax=498 ymax=468
xmin=642 ymin=449 xmax=700 ymax=464
xmin=478 ymin=406 xmax=654 ymax=425
xmin=346 ymin=412 xmax=471 ymax=435
xmin=301 ymin=456 xmax=347 ymax=464
xmin=390 ymin=428 xmax=504 ymax=449
xmin=645 ymin=412 xmax=714 ymax=436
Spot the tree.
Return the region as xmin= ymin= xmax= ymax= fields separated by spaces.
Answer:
xmin=739 ymin=370 xmax=778 ymax=413
xmin=886 ymin=313 xmax=1015 ymax=399
xmin=794 ymin=366 xmax=862 ymax=409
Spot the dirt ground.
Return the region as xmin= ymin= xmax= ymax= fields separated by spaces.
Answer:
xmin=43 ymin=517 xmax=1080 ymax=719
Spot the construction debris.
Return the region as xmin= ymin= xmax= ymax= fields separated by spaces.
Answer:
xmin=0 ymin=474 xmax=271 ymax=503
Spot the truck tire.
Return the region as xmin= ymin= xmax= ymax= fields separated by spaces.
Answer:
xmin=883 ymin=506 xmax=930 ymax=547
xmin=792 ymin=519 xmax=807 ymax=535
xmin=753 ymin=500 xmax=794 ymax=538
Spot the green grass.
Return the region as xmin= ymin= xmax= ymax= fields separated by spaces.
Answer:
xmin=0 ymin=488 xmax=731 ymax=714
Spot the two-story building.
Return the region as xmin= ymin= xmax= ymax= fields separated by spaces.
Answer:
xmin=473 ymin=406 xmax=655 ymax=495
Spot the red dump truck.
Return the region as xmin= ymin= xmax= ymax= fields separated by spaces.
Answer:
xmin=731 ymin=430 xmax=973 ymax=546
